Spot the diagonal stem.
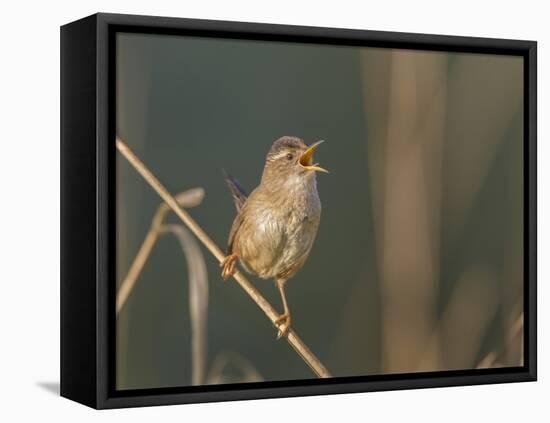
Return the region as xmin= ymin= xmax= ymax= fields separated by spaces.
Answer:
xmin=116 ymin=137 xmax=331 ymax=378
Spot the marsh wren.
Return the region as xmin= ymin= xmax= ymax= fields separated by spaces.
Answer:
xmin=221 ymin=136 xmax=327 ymax=338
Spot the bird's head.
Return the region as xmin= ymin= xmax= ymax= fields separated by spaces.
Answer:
xmin=261 ymin=136 xmax=328 ymax=183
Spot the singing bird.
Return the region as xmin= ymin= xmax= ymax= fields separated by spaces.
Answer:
xmin=221 ymin=136 xmax=327 ymax=338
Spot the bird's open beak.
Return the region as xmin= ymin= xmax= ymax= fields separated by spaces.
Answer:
xmin=299 ymin=140 xmax=328 ymax=173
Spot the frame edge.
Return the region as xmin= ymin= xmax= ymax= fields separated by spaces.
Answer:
xmin=60 ymin=13 xmax=99 ymax=409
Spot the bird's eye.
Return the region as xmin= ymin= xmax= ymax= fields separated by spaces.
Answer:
xmin=286 ymin=153 xmax=294 ymax=161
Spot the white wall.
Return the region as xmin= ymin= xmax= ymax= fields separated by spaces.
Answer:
xmin=1 ymin=1 xmax=545 ymax=421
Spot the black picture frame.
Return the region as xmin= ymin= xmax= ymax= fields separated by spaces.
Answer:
xmin=60 ymin=12 xmax=537 ymax=409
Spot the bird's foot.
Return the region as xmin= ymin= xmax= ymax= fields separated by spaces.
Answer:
xmin=220 ymin=254 xmax=238 ymax=281
xmin=275 ymin=313 xmax=291 ymax=340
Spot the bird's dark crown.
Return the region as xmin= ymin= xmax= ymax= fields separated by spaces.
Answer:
xmin=261 ymin=136 xmax=310 ymax=185
xmin=260 ymin=135 xmax=327 ymax=184
xmin=266 ymin=136 xmax=307 ymax=161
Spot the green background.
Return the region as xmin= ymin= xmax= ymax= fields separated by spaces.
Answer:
xmin=116 ymin=33 xmax=524 ymax=389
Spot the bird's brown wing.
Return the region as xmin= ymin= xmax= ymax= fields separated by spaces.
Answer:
xmin=226 ymin=208 xmax=246 ymax=255
xmin=223 ymin=170 xmax=248 ymax=212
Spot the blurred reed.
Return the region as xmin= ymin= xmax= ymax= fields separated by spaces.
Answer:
xmin=361 ymin=50 xmax=447 ymax=372
xmin=116 ymin=188 xmax=209 ymax=385
xmin=116 ymin=188 xmax=205 ymax=315
xmin=207 ymin=351 xmax=263 ymax=384
xmin=161 ymin=224 xmax=209 ymax=385
xmin=360 ymin=49 xmax=524 ymax=373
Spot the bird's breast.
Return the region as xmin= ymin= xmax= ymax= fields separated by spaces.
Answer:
xmin=236 ymin=177 xmax=321 ymax=280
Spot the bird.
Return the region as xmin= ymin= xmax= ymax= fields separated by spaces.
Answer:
xmin=221 ymin=136 xmax=328 ymax=339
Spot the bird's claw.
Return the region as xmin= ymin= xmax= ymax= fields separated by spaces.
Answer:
xmin=275 ymin=313 xmax=291 ymax=339
xmin=220 ymin=254 xmax=238 ymax=281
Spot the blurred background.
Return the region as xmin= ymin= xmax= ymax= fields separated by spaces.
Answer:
xmin=116 ymin=32 xmax=524 ymax=390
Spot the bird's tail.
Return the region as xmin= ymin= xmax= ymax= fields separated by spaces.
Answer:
xmin=222 ymin=169 xmax=248 ymax=212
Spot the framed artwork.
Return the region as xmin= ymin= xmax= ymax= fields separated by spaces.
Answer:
xmin=60 ymin=13 xmax=537 ymax=408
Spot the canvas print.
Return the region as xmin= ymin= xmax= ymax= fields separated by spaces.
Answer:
xmin=115 ymin=32 xmax=524 ymax=390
